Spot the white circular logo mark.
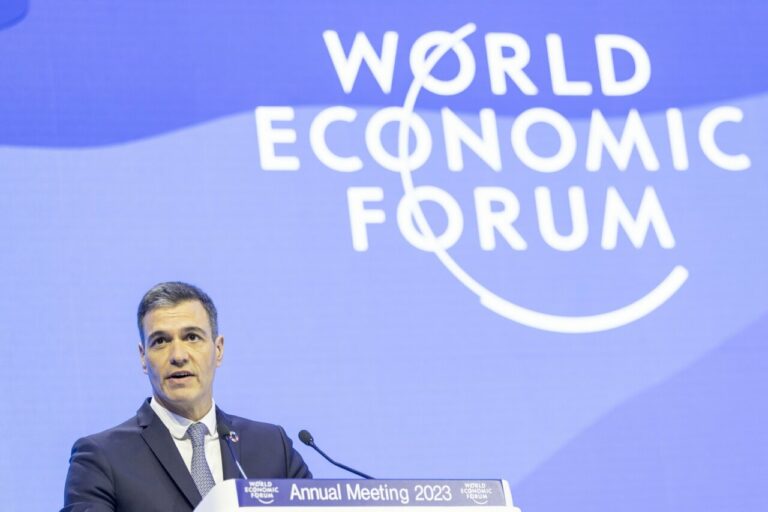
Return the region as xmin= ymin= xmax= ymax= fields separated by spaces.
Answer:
xmin=396 ymin=23 xmax=689 ymax=334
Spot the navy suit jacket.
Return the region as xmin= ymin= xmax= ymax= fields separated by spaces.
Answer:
xmin=62 ymin=400 xmax=311 ymax=511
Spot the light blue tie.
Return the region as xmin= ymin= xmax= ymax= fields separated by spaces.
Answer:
xmin=186 ymin=422 xmax=216 ymax=498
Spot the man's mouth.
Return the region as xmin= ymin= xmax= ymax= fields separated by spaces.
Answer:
xmin=167 ymin=371 xmax=195 ymax=381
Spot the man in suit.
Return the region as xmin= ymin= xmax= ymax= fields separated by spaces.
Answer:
xmin=62 ymin=282 xmax=311 ymax=512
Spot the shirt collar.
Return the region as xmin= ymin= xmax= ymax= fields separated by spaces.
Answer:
xmin=150 ymin=397 xmax=219 ymax=441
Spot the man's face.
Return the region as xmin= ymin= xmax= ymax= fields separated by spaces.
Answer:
xmin=138 ymin=300 xmax=224 ymax=420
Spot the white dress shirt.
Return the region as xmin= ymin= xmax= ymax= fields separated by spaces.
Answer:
xmin=149 ymin=397 xmax=224 ymax=484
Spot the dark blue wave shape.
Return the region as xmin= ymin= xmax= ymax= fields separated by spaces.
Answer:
xmin=514 ymin=312 xmax=768 ymax=511
xmin=0 ymin=0 xmax=27 ymax=30
xmin=0 ymin=0 xmax=766 ymax=146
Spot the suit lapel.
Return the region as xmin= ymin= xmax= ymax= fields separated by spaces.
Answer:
xmin=217 ymin=408 xmax=244 ymax=480
xmin=137 ymin=400 xmax=202 ymax=508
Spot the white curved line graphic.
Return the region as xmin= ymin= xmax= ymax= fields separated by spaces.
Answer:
xmin=396 ymin=23 xmax=689 ymax=334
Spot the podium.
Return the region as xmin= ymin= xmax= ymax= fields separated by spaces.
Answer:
xmin=194 ymin=479 xmax=522 ymax=512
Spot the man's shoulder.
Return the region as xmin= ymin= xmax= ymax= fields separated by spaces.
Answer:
xmin=218 ymin=410 xmax=312 ymax=478
xmin=219 ymin=410 xmax=289 ymax=437
xmin=71 ymin=412 xmax=144 ymax=453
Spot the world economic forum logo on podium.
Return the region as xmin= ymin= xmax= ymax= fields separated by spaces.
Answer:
xmin=242 ymin=480 xmax=279 ymax=504
xmin=254 ymin=24 xmax=751 ymax=334
xmin=461 ymin=482 xmax=494 ymax=505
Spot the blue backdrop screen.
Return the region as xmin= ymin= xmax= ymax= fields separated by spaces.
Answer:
xmin=0 ymin=2 xmax=766 ymax=510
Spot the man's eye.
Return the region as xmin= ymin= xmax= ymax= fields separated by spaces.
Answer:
xmin=150 ymin=338 xmax=168 ymax=347
xmin=185 ymin=333 xmax=202 ymax=341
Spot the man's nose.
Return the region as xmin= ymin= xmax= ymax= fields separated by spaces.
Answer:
xmin=168 ymin=339 xmax=189 ymax=365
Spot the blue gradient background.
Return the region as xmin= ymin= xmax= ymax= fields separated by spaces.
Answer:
xmin=0 ymin=2 xmax=766 ymax=511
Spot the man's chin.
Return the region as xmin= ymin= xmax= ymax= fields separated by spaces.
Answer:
xmin=156 ymin=388 xmax=198 ymax=407
xmin=162 ymin=389 xmax=197 ymax=404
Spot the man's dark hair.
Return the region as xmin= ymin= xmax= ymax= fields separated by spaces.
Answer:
xmin=137 ymin=281 xmax=218 ymax=344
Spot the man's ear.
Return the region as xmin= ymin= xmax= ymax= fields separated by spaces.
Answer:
xmin=138 ymin=342 xmax=148 ymax=374
xmin=214 ymin=335 xmax=224 ymax=367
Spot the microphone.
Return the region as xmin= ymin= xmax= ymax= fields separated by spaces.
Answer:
xmin=219 ymin=424 xmax=249 ymax=479
xmin=298 ymin=429 xmax=374 ymax=479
